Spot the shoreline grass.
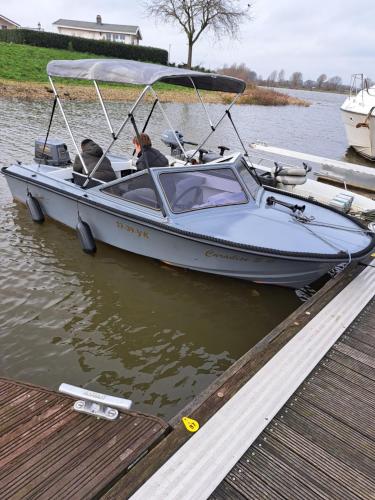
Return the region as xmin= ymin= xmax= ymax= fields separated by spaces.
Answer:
xmin=0 ymin=42 xmax=309 ymax=107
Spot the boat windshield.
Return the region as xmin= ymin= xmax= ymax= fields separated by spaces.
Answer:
xmin=101 ymin=172 xmax=160 ymax=210
xmin=159 ymin=168 xmax=248 ymax=214
xmin=235 ymin=161 xmax=261 ymax=200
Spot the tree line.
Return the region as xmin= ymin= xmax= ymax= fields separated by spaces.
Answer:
xmin=217 ymin=63 xmax=372 ymax=92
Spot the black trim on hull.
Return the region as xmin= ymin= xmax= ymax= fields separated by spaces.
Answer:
xmin=3 ymin=166 xmax=375 ymax=262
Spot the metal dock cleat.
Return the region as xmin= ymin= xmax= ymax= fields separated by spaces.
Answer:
xmin=59 ymin=383 xmax=132 ymax=421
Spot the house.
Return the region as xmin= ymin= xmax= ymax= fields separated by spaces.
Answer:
xmin=0 ymin=15 xmax=21 ymax=30
xmin=53 ymin=15 xmax=142 ymax=45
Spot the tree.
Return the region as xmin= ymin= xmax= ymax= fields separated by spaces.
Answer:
xmin=290 ymin=72 xmax=303 ymax=88
xmin=144 ymin=0 xmax=251 ymax=68
xmin=326 ymin=76 xmax=342 ymax=91
xmin=217 ymin=63 xmax=257 ymax=82
xmin=267 ymin=70 xmax=278 ymax=85
xmin=277 ymin=69 xmax=285 ymax=83
xmin=316 ymin=73 xmax=327 ymax=88
xmin=304 ymin=79 xmax=316 ymax=90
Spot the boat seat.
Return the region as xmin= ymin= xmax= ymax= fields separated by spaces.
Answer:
xmin=72 ymin=172 xmax=104 ymax=188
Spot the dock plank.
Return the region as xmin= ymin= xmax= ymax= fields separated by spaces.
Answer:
xmin=0 ymin=378 xmax=169 ymax=499
xmin=207 ymin=296 xmax=375 ymax=500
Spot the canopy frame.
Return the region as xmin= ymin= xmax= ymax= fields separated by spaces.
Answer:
xmin=46 ymin=66 xmax=248 ymax=187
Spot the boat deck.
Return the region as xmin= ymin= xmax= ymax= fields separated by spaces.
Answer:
xmin=211 ymin=297 xmax=375 ymax=500
xmin=0 ymin=378 xmax=169 ymax=499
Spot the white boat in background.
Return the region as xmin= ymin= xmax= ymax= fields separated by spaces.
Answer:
xmin=341 ymin=74 xmax=375 ymax=160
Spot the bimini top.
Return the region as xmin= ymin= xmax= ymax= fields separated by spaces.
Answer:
xmin=46 ymin=58 xmax=246 ymax=94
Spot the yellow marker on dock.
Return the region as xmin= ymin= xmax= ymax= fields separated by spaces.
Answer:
xmin=182 ymin=416 xmax=199 ymax=433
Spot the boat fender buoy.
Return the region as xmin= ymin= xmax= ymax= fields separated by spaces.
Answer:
xmin=26 ymin=193 xmax=44 ymax=223
xmin=76 ymin=216 xmax=96 ymax=254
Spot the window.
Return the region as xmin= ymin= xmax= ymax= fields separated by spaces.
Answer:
xmin=159 ymin=168 xmax=248 ymax=214
xmin=1 ymin=26 xmax=7 ymax=30
xmin=105 ymin=33 xmax=112 ymax=41
xmin=102 ymin=172 xmax=160 ymax=210
xmin=236 ymin=160 xmax=260 ymax=200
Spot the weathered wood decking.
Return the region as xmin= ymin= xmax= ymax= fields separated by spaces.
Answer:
xmin=211 ymin=297 xmax=375 ymax=500
xmin=0 ymin=378 xmax=169 ymax=499
xmin=122 ymin=261 xmax=375 ymax=500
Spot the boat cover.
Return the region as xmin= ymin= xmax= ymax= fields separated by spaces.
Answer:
xmin=46 ymin=59 xmax=246 ymax=93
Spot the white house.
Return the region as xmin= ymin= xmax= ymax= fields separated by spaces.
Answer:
xmin=53 ymin=15 xmax=142 ymax=45
xmin=0 ymin=15 xmax=20 ymax=30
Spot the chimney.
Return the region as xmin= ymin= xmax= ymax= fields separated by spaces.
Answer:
xmin=96 ymin=15 xmax=102 ymax=24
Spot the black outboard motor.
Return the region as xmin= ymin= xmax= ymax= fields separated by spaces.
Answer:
xmin=161 ymin=129 xmax=185 ymax=159
xmin=34 ymin=138 xmax=71 ymax=167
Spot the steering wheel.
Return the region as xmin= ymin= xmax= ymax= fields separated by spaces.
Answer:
xmin=172 ymin=185 xmax=202 ymax=210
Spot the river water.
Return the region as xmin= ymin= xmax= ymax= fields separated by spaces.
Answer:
xmin=0 ymin=88 xmax=369 ymax=419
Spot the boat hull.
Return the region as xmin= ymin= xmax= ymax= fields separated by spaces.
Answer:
xmin=341 ymin=107 xmax=375 ymax=160
xmin=4 ymin=170 xmax=356 ymax=289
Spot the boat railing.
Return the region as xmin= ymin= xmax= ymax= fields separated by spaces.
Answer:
xmin=349 ymin=73 xmax=364 ymax=100
xmin=349 ymin=73 xmax=375 ymax=100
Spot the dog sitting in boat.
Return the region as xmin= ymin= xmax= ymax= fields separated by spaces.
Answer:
xmin=73 ymin=139 xmax=116 ymax=182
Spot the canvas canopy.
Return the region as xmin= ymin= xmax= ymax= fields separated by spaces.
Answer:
xmin=47 ymin=59 xmax=246 ymax=93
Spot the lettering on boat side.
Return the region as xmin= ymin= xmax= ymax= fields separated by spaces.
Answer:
xmin=116 ymin=221 xmax=149 ymax=239
xmin=204 ymin=249 xmax=249 ymax=262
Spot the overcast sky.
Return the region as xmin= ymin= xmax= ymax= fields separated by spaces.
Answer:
xmin=3 ymin=0 xmax=374 ymax=83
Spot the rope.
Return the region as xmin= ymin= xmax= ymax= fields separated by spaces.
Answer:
xmin=291 ymin=214 xmax=354 ymax=268
xmin=293 ymin=213 xmax=371 ymax=234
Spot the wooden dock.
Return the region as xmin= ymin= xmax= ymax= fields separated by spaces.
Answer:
xmin=115 ymin=260 xmax=375 ymax=500
xmin=0 ymin=378 xmax=169 ymax=499
xmin=1 ymin=262 xmax=374 ymax=499
xmin=211 ymin=297 xmax=375 ymax=500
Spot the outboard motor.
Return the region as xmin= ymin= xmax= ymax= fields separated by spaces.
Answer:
xmin=161 ymin=129 xmax=185 ymax=159
xmin=34 ymin=137 xmax=71 ymax=167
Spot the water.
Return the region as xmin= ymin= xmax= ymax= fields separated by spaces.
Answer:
xmin=0 ymin=88 xmax=368 ymax=419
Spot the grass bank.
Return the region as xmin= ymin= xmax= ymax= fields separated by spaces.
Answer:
xmin=0 ymin=43 xmax=309 ymax=106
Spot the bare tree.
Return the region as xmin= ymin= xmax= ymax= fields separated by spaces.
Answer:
xmin=326 ymin=76 xmax=342 ymax=91
xmin=277 ymin=69 xmax=285 ymax=83
xmin=217 ymin=62 xmax=257 ymax=82
xmin=316 ymin=73 xmax=327 ymax=88
xmin=144 ymin=0 xmax=251 ymax=68
xmin=290 ymin=72 xmax=303 ymax=88
xmin=267 ymin=70 xmax=278 ymax=85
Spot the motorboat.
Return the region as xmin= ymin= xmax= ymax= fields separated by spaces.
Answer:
xmin=341 ymin=74 xmax=375 ymax=160
xmin=2 ymin=59 xmax=375 ymax=288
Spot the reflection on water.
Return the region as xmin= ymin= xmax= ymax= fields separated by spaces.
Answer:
xmin=0 ymin=89 xmax=371 ymax=419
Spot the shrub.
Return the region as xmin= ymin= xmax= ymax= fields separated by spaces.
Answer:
xmin=0 ymin=29 xmax=168 ymax=64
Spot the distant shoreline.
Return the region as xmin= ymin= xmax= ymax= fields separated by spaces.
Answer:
xmin=0 ymin=79 xmax=309 ymax=106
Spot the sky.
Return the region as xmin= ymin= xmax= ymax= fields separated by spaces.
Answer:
xmin=2 ymin=0 xmax=375 ymax=83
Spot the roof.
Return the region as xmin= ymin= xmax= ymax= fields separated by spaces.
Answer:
xmin=0 ymin=15 xmax=21 ymax=27
xmin=53 ymin=18 xmax=141 ymax=37
xmin=47 ymin=59 xmax=246 ymax=94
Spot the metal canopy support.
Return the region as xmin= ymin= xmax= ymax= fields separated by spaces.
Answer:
xmin=189 ymin=77 xmax=214 ymax=131
xmin=48 ymin=76 xmax=89 ymax=174
xmin=93 ymin=80 xmax=115 ymax=139
xmin=148 ymin=86 xmax=189 ymax=160
xmin=225 ymin=109 xmax=248 ymax=156
xmin=84 ymin=84 xmax=151 ymax=185
xmin=186 ymin=92 xmax=242 ymax=163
